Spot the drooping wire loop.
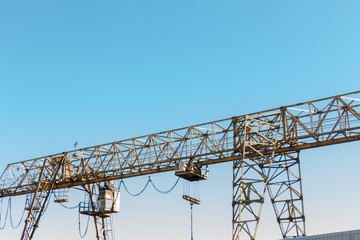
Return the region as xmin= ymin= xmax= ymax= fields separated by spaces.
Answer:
xmin=78 ymin=210 xmax=90 ymax=239
xmin=0 ymin=198 xmax=10 ymax=230
xmin=119 ymin=176 xmax=180 ymax=196
xmin=9 ymin=197 xmax=26 ymax=229
xmin=150 ymin=177 xmax=180 ymax=194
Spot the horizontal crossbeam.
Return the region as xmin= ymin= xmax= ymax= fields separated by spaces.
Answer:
xmin=1 ymin=91 xmax=360 ymax=198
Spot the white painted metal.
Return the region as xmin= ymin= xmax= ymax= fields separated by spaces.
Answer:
xmin=97 ymin=188 xmax=120 ymax=213
xmin=291 ymin=230 xmax=360 ymax=240
xmin=112 ymin=190 xmax=120 ymax=212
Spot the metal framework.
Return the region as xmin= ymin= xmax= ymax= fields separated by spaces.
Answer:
xmin=1 ymin=91 xmax=360 ymax=240
xmin=80 ymin=184 xmax=116 ymax=240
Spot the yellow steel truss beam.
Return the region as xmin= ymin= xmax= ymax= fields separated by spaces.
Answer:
xmin=1 ymin=91 xmax=360 ymax=198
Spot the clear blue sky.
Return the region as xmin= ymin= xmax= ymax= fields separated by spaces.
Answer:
xmin=0 ymin=0 xmax=360 ymax=239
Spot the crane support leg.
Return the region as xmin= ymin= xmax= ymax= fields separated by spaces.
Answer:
xmin=232 ymin=156 xmax=269 ymax=240
xmin=265 ymin=151 xmax=306 ymax=238
xmin=232 ymin=114 xmax=281 ymax=240
xmin=93 ymin=216 xmax=107 ymax=240
xmin=21 ymin=157 xmax=64 ymax=240
xmin=93 ymin=215 xmax=115 ymax=240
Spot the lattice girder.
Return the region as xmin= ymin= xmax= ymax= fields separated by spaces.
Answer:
xmin=264 ymin=151 xmax=305 ymax=238
xmin=1 ymin=92 xmax=360 ymax=198
xmin=1 ymin=91 xmax=360 ymax=240
xmin=232 ymin=114 xmax=281 ymax=240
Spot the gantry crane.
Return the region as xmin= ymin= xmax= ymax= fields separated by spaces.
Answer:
xmin=1 ymin=91 xmax=360 ymax=240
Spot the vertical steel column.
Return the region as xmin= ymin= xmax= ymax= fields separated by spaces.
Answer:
xmin=93 ymin=214 xmax=115 ymax=240
xmin=99 ymin=217 xmax=108 ymax=240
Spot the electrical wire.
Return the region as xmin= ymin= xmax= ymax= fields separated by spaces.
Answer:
xmin=120 ymin=176 xmax=180 ymax=196
xmin=0 ymin=198 xmax=10 ymax=230
xmin=9 ymin=197 xmax=26 ymax=229
xmin=52 ymin=191 xmax=80 ymax=209
xmin=183 ymin=180 xmax=200 ymax=201
xmin=150 ymin=177 xmax=180 ymax=194
xmin=1 ymin=176 xmax=179 ymax=233
xmin=121 ymin=178 xmax=150 ymax=196
xmin=190 ymin=202 xmax=194 ymax=240
xmin=40 ymin=192 xmax=52 ymax=218
xmin=78 ymin=210 xmax=90 ymax=239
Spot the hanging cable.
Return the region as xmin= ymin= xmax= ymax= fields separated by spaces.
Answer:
xmin=150 ymin=177 xmax=180 ymax=194
xmin=183 ymin=180 xmax=200 ymax=203
xmin=0 ymin=198 xmax=10 ymax=230
xmin=190 ymin=202 xmax=194 ymax=240
xmin=116 ymin=179 xmax=122 ymax=191
xmin=40 ymin=192 xmax=52 ymax=218
xmin=120 ymin=176 xmax=180 ymax=196
xmin=0 ymin=197 xmax=3 ymax=226
xmin=78 ymin=209 xmax=90 ymax=239
xmin=52 ymin=191 xmax=80 ymax=210
xmin=121 ymin=178 xmax=150 ymax=196
xmin=9 ymin=197 xmax=26 ymax=229
xmin=183 ymin=179 xmax=187 ymax=196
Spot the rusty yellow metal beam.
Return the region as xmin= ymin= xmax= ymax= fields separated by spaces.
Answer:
xmin=1 ymin=91 xmax=360 ymax=198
